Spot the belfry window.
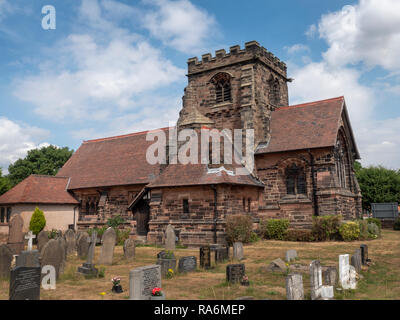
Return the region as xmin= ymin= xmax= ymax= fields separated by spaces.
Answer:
xmin=211 ymin=73 xmax=232 ymax=104
xmin=269 ymin=78 xmax=281 ymax=106
xmin=285 ymin=164 xmax=306 ymax=195
xmin=183 ymin=199 xmax=189 ymax=214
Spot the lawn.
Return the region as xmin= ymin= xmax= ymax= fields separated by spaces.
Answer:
xmin=1 ymin=229 xmax=399 ymax=300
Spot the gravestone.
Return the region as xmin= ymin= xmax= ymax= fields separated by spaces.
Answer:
xmin=0 ymin=244 xmax=13 ymax=278
xmin=286 ymin=273 xmax=304 ymax=300
xmin=265 ymin=258 xmax=287 ymax=272
xmin=37 ymin=230 xmax=49 ymax=252
xmin=57 ymin=237 xmax=67 ymax=274
xmin=215 ymin=246 xmax=229 ymax=263
xmin=123 ymin=239 xmax=136 ymax=260
xmin=322 ymin=266 xmax=337 ymax=286
xmin=178 ymin=256 xmax=197 ymax=273
xmin=351 ymin=248 xmax=362 ymax=273
xmin=157 ymin=251 xmax=176 ymax=277
xmin=7 ymin=214 xmax=24 ymax=254
xmin=77 ymin=232 xmax=90 ymax=259
xmin=339 ymin=254 xmax=357 ymax=290
xmin=98 ymin=227 xmax=116 ymax=265
xmin=360 ymin=244 xmax=369 ymax=265
xmin=24 ymin=231 xmax=36 ymax=251
xmin=200 ymin=246 xmax=211 ymax=269
xmin=226 ymin=264 xmax=245 ymax=283
xmin=233 ymin=242 xmax=244 ymax=260
xmin=285 ymin=250 xmax=297 ymax=262
xmin=16 ymin=250 xmax=40 ymax=268
xmin=129 ymin=264 xmax=161 ymax=300
xmin=310 ymin=260 xmax=334 ymax=300
xmin=40 ymin=239 xmax=64 ymax=280
xmin=77 ymin=231 xmax=98 ymax=277
xmin=165 ymin=224 xmax=176 ymax=251
xmin=64 ymin=229 xmax=76 ymax=256
xmin=9 ymin=266 xmax=41 ymax=300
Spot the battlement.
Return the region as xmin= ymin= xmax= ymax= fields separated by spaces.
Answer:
xmin=187 ymin=41 xmax=287 ymax=76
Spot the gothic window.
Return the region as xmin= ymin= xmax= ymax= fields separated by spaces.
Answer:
xmin=335 ymin=136 xmax=348 ymax=188
xmin=6 ymin=207 xmax=11 ymax=222
xmin=269 ymin=78 xmax=281 ymax=106
xmin=211 ymin=73 xmax=232 ymax=104
xmin=247 ymin=198 xmax=251 ymax=212
xmin=243 ymin=198 xmax=246 ymax=211
xmin=285 ymin=164 xmax=306 ymax=195
xmin=183 ymin=199 xmax=189 ymax=214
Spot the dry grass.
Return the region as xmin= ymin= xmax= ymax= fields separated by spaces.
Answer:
xmin=1 ymin=229 xmax=400 ymax=300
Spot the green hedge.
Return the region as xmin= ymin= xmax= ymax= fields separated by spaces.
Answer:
xmin=339 ymin=221 xmax=360 ymax=241
xmin=260 ymin=219 xmax=290 ymax=240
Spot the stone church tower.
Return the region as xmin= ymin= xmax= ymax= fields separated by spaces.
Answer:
xmin=178 ymin=40 xmax=290 ymax=149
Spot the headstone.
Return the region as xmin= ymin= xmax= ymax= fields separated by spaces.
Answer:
xmin=98 ymin=227 xmax=116 ymax=265
xmin=9 ymin=266 xmax=41 ymax=300
xmin=285 ymin=249 xmax=297 ymax=262
xmin=339 ymin=254 xmax=357 ymax=290
xmin=0 ymin=244 xmax=13 ymax=278
xmin=24 ymin=231 xmax=36 ymax=251
xmin=40 ymin=239 xmax=64 ymax=279
xmin=286 ymin=273 xmax=304 ymax=300
xmin=321 ymin=286 xmax=334 ymax=300
xmin=165 ymin=224 xmax=176 ymax=251
xmin=233 ymin=242 xmax=244 ymax=260
xmin=157 ymin=254 xmax=176 ymax=277
xmin=16 ymin=250 xmax=40 ymax=268
xmin=360 ymin=244 xmax=369 ymax=265
xmin=178 ymin=256 xmax=197 ymax=273
xmin=351 ymin=248 xmax=362 ymax=273
xmin=7 ymin=214 xmax=24 ymax=254
xmin=200 ymin=246 xmax=211 ymax=269
xmin=64 ymin=229 xmax=76 ymax=256
xmin=215 ymin=246 xmax=229 ymax=263
xmin=322 ymin=266 xmax=337 ymax=286
xmin=77 ymin=231 xmax=98 ymax=277
xmin=265 ymin=258 xmax=287 ymax=272
xmin=37 ymin=230 xmax=49 ymax=252
xmin=77 ymin=232 xmax=90 ymax=259
xmin=129 ymin=264 xmax=161 ymax=300
xmin=226 ymin=264 xmax=245 ymax=283
xmin=310 ymin=260 xmax=334 ymax=300
xmin=123 ymin=239 xmax=136 ymax=260
xmin=57 ymin=237 xmax=67 ymax=274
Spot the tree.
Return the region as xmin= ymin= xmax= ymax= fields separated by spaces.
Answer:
xmin=354 ymin=162 xmax=400 ymax=210
xmin=29 ymin=207 xmax=46 ymax=235
xmin=7 ymin=145 xmax=74 ymax=187
xmin=0 ymin=169 xmax=11 ymax=195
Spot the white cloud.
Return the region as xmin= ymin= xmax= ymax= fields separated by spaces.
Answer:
xmin=0 ymin=0 xmax=13 ymax=21
xmin=285 ymin=44 xmax=310 ymax=55
xmin=142 ymin=0 xmax=217 ymax=53
xmin=0 ymin=117 xmax=50 ymax=172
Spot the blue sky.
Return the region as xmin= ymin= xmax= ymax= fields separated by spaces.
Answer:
xmin=0 ymin=0 xmax=399 ymax=171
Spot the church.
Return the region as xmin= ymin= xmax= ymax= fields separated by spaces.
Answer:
xmin=0 ymin=41 xmax=362 ymax=246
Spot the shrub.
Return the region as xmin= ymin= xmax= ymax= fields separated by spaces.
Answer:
xmin=339 ymin=222 xmax=360 ymax=241
xmin=358 ymin=220 xmax=369 ymax=240
xmin=367 ymin=222 xmax=380 ymax=238
xmin=107 ymin=215 xmax=126 ymax=229
xmin=225 ymin=215 xmax=253 ymax=244
xmin=367 ymin=218 xmax=382 ymax=230
xmin=249 ymin=232 xmax=260 ymax=243
xmin=116 ymin=228 xmax=131 ymax=245
xmin=260 ymin=219 xmax=290 ymax=240
xmin=48 ymin=229 xmax=59 ymax=239
xmin=311 ymin=215 xmax=342 ymax=241
xmin=88 ymin=226 xmax=107 ymax=238
xmin=29 ymin=207 xmax=46 ymax=235
xmin=285 ymin=229 xmax=314 ymax=242
xmin=394 ymin=218 xmax=400 ymax=231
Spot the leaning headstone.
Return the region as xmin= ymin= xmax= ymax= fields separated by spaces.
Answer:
xmin=322 ymin=266 xmax=337 ymax=286
xmin=0 ymin=244 xmax=13 ymax=278
xmin=351 ymin=248 xmax=362 ymax=273
xmin=40 ymin=239 xmax=64 ymax=280
xmin=77 ymin=232 xmax=90 ymax=259
xmin=233 ymin=242 xmax=244 ymax=260
xmin=7 ymin=214 xmax=24 ymax=254
xmin=285 ymin=250 xmax=297 ymax=262
xmin=200 ymin=246 xmax=211 ymax=269
xmin=178 ymin=256 xmax=197 ymax=273
xmin=64 ymin=229 xmax=76 ymax=256
xmin=37 ymin=230 xmax=49 ymax=252
xmin=360 ymin=244 xmax=369 ymax=265
xmin=9 ymin=266 xmax=41 ymax=300
xmin=77 ymin=231 xmax=98 ymax=277
xmin=226 ymin=264 xmax=245 ymax=283
xmin=16 ymin=250 xmax=40 ymax=268
xmin=98 ymin=227 xmax=116 ymax=265
xmin=129 ymin=264 xmax=161 ymax=300
xmin=265 ymin=258 xmax=287 ymax=272
xmin=286 ymin=273 xmax=304 ymax=300
xmin=339 ymin=254 xmax=357 ymax=290
xmin=310 ymin=260 xmax=334 ymax=300
xmin=165 ymin=224 xmax=176 ymax=251
xmin=124 ymin=239 xmax=136 ymax=260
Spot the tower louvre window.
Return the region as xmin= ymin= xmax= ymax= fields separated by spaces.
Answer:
xmin=211 ymin=73 xmax=232 ymax=104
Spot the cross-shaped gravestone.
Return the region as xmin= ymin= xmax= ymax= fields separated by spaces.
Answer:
xmin=25 ymin=231 xmax=36 ymax=251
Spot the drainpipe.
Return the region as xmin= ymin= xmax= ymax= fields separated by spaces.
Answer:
xmin=307 ymin=149 xmax=319 ymax=217
xmin=211 ymin=184 xmax=218 ymax=244
xmin=73 ymin=205 xmax=79 ymax=231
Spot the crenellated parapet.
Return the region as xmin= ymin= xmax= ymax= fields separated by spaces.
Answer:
xmin=187 ymin=41 xmax=287 ymax=78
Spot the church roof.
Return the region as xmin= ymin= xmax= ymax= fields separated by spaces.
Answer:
xmin=57 ymin=128 xmax=169 ymax=190
xmin=256 ymin=96 xmax=360 ymax=158
xmin=0 ymin=175 xmax=79 ymax=205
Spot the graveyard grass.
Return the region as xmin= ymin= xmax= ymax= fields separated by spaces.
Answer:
xmin=1 ymin=229 xmax=400 ymax=300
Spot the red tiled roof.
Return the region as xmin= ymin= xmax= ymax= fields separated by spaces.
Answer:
xmin=256 ymin=96 xmax=350 ymax=154
xmin=0 ymin=175 xmax=79 ymax=205
xmin=57 ymin=128 xmax=170 ymax=190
